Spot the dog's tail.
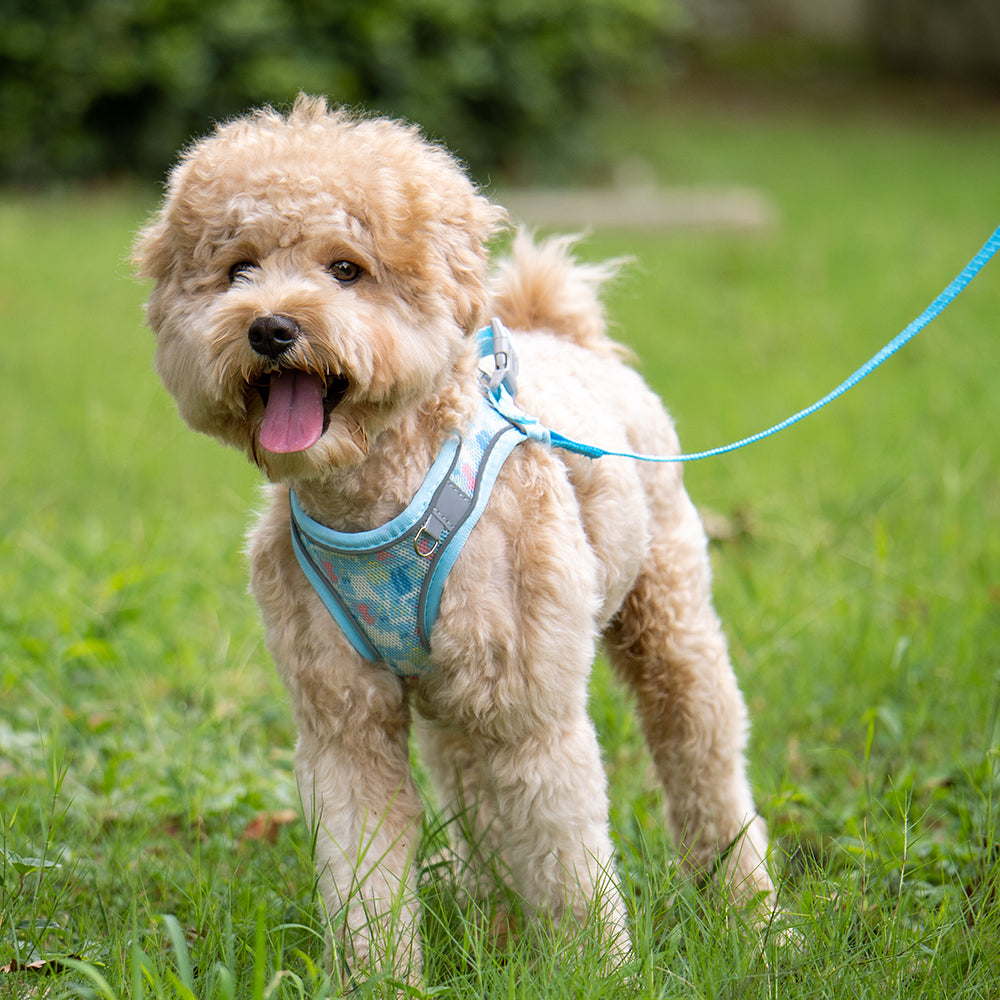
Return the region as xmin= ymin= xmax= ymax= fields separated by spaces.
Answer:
xmin=489 ymin=232 xmax=630 ymax=360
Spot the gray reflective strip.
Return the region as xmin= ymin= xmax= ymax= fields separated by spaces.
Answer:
xmin=421 ymin=482 xmax=473 ymax=543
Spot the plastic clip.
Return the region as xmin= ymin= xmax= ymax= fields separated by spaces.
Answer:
xmin=486 ymin=317 xmax=518 ymax=397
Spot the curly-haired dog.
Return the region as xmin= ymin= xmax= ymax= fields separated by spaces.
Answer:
xmin=134 ymin=95 xmax=774 ymax=984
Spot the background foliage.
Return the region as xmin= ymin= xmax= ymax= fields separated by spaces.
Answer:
xmin=0 ymin=0 xmax=681 ymax=184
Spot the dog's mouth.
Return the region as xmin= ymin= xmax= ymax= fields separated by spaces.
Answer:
xmin=253 ymin=369 xmax=350 ymax=454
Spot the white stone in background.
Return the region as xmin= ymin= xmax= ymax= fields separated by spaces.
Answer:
xmin=497 ymin=185 xmax=777 ymax=231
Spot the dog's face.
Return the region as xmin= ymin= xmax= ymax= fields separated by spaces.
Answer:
xmin=135 ymin=96 xmax=505 ymax=479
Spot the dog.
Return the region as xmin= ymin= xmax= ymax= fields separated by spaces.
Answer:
xmin=134 ymin=94 xmax=774 ymax=985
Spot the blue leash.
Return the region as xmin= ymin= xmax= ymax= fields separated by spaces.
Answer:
xmin=490 ymin=224 xmax=1000 ymax=464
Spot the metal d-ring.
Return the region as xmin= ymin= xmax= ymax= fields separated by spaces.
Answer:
xmin=413 ymin=526 xmax=440 ymax=558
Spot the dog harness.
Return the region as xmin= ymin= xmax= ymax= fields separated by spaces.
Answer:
xmin=289 ymin=321 xmax=538 ymax=676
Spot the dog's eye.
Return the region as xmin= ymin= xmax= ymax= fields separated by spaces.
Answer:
xmin=228 ymin=261 xmax=258 ymax=284
xmin=328 ymin=260 xmax=362 ymax=284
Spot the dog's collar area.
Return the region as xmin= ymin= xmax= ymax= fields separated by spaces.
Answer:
xmin=289 ymin=388 xmax=531 ymax=676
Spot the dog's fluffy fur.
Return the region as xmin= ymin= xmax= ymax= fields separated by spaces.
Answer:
xmin=135 ymin=95 xmax=774 ymax=983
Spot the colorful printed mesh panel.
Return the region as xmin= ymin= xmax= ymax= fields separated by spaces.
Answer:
xmin=293 ymin=400 xmax=520 ymax=676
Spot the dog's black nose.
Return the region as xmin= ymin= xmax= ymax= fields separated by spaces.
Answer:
xmin=248 ymin=314 xmax=300 ymax=358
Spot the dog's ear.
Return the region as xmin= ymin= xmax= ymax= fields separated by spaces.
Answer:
xmin=132 ymin=214 xmax=173 ymax=282
xmin=441 ymin=197 xmax=509 ymax=335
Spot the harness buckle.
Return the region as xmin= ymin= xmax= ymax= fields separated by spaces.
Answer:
xmin=486 ymin=317 xmax=518 ymax=397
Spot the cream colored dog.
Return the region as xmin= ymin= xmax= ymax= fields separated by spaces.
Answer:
xmin=135 ymin=95 xmax=774 ymax=984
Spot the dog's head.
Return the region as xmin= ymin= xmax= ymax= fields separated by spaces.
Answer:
xmin=134 ymin=95 xmax=506 ymax=479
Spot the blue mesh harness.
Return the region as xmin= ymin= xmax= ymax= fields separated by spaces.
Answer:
xmin=289 ymin=327 xmax=533 ymax=676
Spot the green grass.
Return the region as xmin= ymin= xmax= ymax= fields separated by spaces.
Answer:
xmin=2 ymin=83 xmax=999 ymax=998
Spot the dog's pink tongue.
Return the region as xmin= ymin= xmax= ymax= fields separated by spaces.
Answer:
xmin=259 ymin=371 xmax=326 ymax=454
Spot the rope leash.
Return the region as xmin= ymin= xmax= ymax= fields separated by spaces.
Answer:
xmin=491 ymin=224 xmax=1000 ymax=464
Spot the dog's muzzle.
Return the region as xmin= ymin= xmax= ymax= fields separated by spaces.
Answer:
xmin=248 ymin=314 xmax=349 ymax=454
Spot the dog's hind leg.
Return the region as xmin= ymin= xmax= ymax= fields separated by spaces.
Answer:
xmin=604 ymin=481 xmax=775 ymax=908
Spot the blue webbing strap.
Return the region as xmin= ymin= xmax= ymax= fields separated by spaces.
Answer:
xmin=529 ymin=224 xmax=1000 ymax=464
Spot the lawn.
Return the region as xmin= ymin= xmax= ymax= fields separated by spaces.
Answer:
xmin=2 ymin=82 xmax=999 ymax=998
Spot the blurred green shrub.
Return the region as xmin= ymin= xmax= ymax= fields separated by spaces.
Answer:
xmin=0 ymin=0 xmax=682 ymax=184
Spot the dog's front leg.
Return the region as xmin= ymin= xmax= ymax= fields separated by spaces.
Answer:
xmin=249 ymin=505 xmax=423 ymax=986
xmin=429 ymin=454 xmax=633 ymax=961
xmin=296 ymin=717 xmax=422 ymax=987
